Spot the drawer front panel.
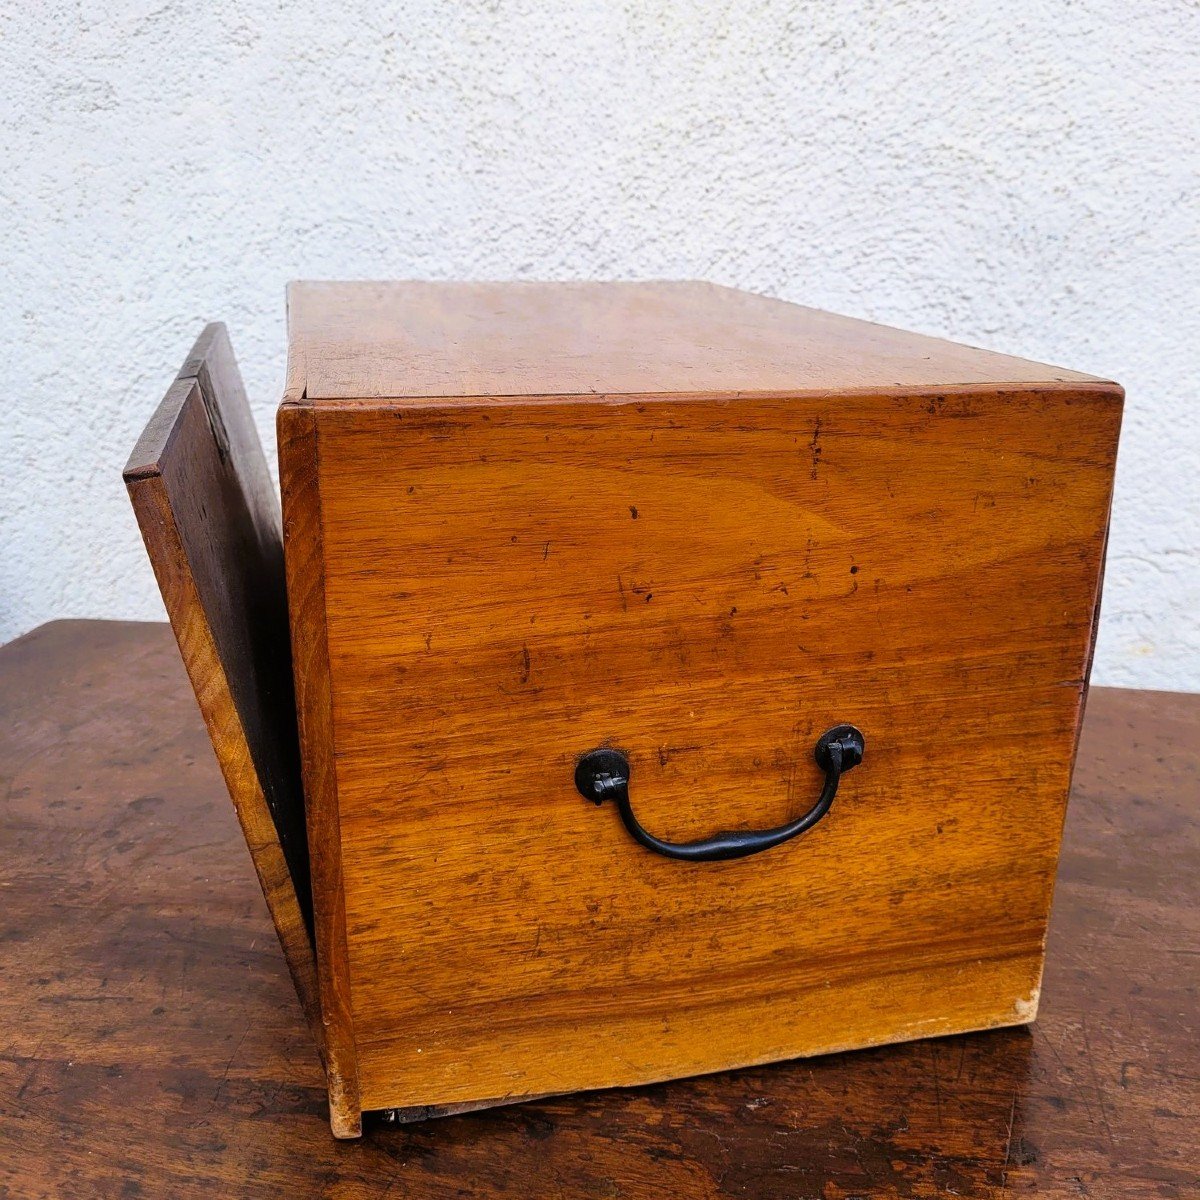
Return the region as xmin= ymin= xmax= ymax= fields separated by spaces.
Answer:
xmin=313 ymin=389 xmax=1119 ymax=1111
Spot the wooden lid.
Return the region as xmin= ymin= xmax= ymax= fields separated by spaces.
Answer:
xmin=284 ymin=280 xmax=1113 ymax=404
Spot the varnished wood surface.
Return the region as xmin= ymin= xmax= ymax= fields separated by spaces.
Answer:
xmin=278 ymin=404 xmax=363 ymax=1137
xmin=285 ymin=384 xmax=1120 ymax=1117
xmin=285 ymin=281 xmax=1112 ymax=401
xmin=123 ymin=325 xmax=320 ymax=1046
xmin=0 ymin=620 xmax=1195 ymax=1198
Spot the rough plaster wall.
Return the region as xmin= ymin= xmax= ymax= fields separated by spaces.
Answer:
xmin=1 ymin=1 xmax=1197 ymax=687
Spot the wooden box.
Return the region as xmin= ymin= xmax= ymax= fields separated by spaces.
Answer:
xmin=125 ymin=282 xmax=1122 ymax=1137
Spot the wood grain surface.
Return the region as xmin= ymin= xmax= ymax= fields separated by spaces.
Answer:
xmin=123 ymin=325 xmax=320 ymax=1046
xmin=278 ymin=404 xmax=363 ymax=1137
xmin=285 ymin=280 xmax=1110 ymax=401
xmin=281 ymin=380 xmax=1121 ymax=1119
xmin=0 ymin=620 xmax=1194 ymax=1198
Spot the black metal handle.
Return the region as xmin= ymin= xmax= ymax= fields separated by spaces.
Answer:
xmin=575 ymin=725 xmax=864 ymax=863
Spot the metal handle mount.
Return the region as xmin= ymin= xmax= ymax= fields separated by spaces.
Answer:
xmin=574 ymin=725 xmax=864 ymax=863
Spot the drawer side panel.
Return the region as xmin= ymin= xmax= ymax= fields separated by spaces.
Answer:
xmin=313 ymin=387 xmax=1122 ymax=1111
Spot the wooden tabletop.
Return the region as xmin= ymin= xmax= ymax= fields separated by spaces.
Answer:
xmin=1 ymin=621 xmax=1195 ymax=1199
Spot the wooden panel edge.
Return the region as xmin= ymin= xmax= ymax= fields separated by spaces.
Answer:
xmin=278 ymin=402 xmax=363 ymax=1139
xmin=288 ymin=379 xmax=1127 ymax=411
xmin=1033 ymin=394 xmax=1123 ymax=976
xmin=358 ymin=947 xmax=1045 ymax=1114
xmin=1063 ymin=396 xmax=1124 ymax=814
xmin=372 ymin=1001 xmax=1035 ymax=1124
xmin=284 ymin=282 xmax=309 ymax=404
xmin=123 ymin=416 xmax=325 ymax=1055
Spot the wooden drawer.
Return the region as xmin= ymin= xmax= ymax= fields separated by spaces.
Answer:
xmin=130 ymin=282 xmax=1122 ymax=1137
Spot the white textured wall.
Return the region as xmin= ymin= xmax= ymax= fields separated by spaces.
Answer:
xmin=2 ymin=1 xmax=1197 ymax=687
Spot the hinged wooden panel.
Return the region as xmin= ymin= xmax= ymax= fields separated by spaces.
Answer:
xmin=125 ymin=324 xmax=322 ymax=1053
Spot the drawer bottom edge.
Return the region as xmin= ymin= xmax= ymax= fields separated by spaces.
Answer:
xmin=355 ymin=948 xmax=1044 ymax=1116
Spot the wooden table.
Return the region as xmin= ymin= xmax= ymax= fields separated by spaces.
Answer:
xmin=1 ymin=621 xmax=1195 ymax=1199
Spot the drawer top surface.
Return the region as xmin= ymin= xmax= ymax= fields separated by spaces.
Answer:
xmin=285 ymin=280 xmax=1113 ymax=403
